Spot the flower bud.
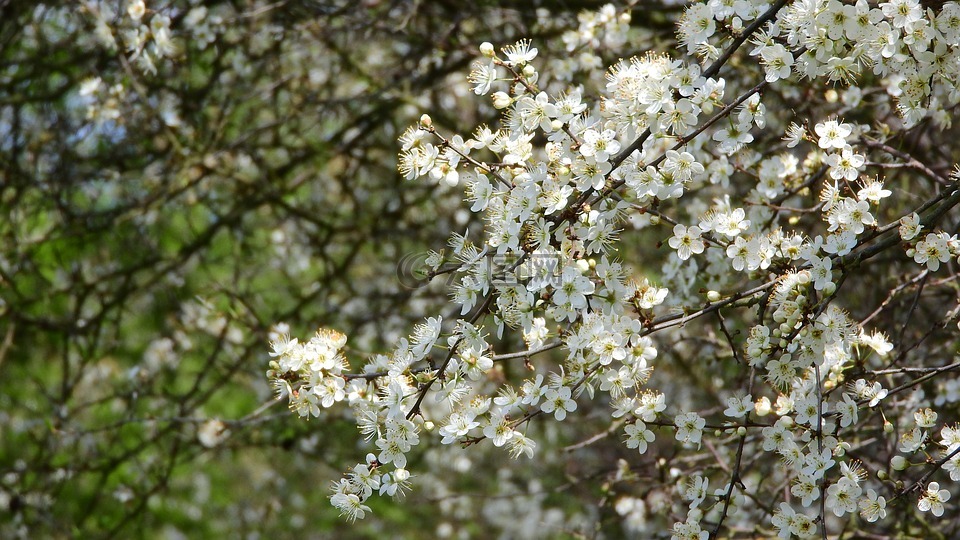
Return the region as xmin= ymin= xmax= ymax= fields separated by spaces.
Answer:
xmin=419 ymin=113 xmax=432 ymax=128
xmin=883 ymin=421 xmax=894 ymax=434
xmin=522 ymin=64 xmax=536 ymax=78
xmin=491 ymin=91 xmax=512 ymax=109
xmin=891 ymin=456 xmax=908 ymax=470
xmin=737 ymin=426 xmax=747 ymax=437
xmin=754 ymin=396 xmax=772 ymax=416
xmin=479 ymin=42 xmax=495 ymax=57
xmin=707 ymin=290 xmax=721 ymax=302
xmin=823 ymin=282 xmax=836 ymax=296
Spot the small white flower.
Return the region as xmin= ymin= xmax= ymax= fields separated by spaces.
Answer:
xmin=914 ymin=408 xmax=938 ymax=428
xmin=624 ymin=421 xmax=656 ymax=454
xmin=127 ymin=0 xmax=146 ymax=21
xmin=899 ymin=212 xmax=922 ymax=241
xmin=858 ymin=179 xmax=892 ymax=202
xmin=502 ymin=39 xmax=538 ymax=66
xmin=912 ymin=232 xmax=954 ymax=272
xmin=723 ymin=394 xmax=752 ymax=418
xmin=859 ymin=489 xmax=887 ymax=522
xmin=675 ymin=412 xmax=706 ymax=447
xmin=482 ymin=412 xmax=515 ymax=447
xmin=668 ymin=224 xmax=705 ymax=261
xmin=540 ymin=385 xmax=577 ymax=421
xmin=898 ymin=427 xmax=927 ymax=453
xmin=330 ymin=492 xmax=370 ymax=522
xmin=507 ymin=433 xmax=537 ymax=459
xmin=815 ymin=120 xmax=852 ymax=150
xmin=918 ymin=481 xmax=951 ymax=517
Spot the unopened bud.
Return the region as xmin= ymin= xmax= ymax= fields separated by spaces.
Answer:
xmin=823 ymin=282 xmax=837 ymax=296
xmin=883 ymin=421 xmax=894 ymax=434
xmin=754 ymin=396 xmax=772 ymax=416
xmin=706 ymin=290 xmax=721 ymax=303
xmin=491 ymin=91 xmax=512 ymax=109
xmin=649 ymin=215 xmax=661 ymax=225
xmin=737 ymin=426 xmax=747 ymax=437
xmin=419 ymin=113 xmax=432 ymax=128
xmin=891 ymin=455 xmax=908 ymax=470
xmin=480 ymin=42 xmax=495 ymax=57
xmin=522 ymin=64 xmax=536 ymax=78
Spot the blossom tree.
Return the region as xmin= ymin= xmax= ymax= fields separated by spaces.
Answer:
xmin=4 ymin=0 xmax=960 ymax=538
xmin=266 ymin=0 xmax=960 ymax=537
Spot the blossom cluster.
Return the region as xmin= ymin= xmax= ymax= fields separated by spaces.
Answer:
xmin=267 ymin=0 xmax=960 ymax=535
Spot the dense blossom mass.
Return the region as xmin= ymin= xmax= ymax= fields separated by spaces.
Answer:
xmin=260 ymin=0 xmax=960 ymax=536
